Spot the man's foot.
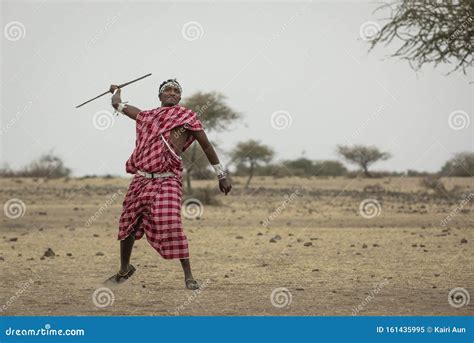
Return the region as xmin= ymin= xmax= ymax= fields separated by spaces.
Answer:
xmin=104 ymin=264 xmax=136 ymax=285
xmin=185 ymin=278 xmax=200 ymax=290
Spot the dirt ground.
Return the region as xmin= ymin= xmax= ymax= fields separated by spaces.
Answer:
xmin=0 ymin=176 xmax=473 ymax=316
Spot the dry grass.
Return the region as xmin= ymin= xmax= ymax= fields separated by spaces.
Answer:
xmin=0 ymin=176 xmax=473 ymax=316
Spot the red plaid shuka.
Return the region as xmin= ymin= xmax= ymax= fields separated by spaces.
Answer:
xmin=118 ymin=105 xmax=204 ymax=259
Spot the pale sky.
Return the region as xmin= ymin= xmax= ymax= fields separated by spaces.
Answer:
xmin=1 ymin=0 xmax=472 ymax=177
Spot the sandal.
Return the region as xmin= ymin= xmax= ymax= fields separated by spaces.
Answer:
xmin=104 ymin=264 xmax=136 ymax=285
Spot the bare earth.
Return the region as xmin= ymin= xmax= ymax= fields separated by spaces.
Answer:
xmin=0 ymin=176 xmax=473 ymax=316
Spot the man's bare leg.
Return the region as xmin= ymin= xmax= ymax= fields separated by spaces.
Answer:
xmin=104 ymin=230 xmax=137 ymax=285
xmin=120 ymin=231 xmax=135 ymax=273
xmin=180 ymin=258 xmax=199 ymax=290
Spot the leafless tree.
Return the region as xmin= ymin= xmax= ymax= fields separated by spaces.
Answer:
xmin=369 ymin=0 xmax=473 ymax=74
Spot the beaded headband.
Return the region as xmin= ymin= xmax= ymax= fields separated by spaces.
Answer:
xmin=159 ymin=79 xmax=182 ymax=94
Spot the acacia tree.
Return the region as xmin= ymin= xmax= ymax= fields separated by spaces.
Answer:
xmin=337 ymin=145 xmax=391 ymax=177
xmin=439 ymin=152 xmax=474 ymax=177
xmin=369 ymin=1 xmax=473 ymax=73
xmin=231 ymin=140 xmax=274 ymax=188
xmin=181 ymin=92 xmax=240 ymax=191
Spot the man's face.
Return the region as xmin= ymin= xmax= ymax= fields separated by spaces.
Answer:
xmin=159 ymin=86 xmax=181 ymax=107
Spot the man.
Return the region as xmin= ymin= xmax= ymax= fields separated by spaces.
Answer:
xmin=106 ymin=79 xmax=232 ymax=290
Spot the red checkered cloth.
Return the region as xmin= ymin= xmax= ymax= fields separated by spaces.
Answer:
xmin=118 ymin=105 xmax=204 ymax=259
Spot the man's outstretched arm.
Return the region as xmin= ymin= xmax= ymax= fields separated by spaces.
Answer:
xmin=191 ymin=129 xmax=232 ymax=195
xmin=110 ymin=85 xmax=141 ymax=121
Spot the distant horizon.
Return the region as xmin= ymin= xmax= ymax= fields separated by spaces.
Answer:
xmin=0 ymin=148 xmax=468 ymax=178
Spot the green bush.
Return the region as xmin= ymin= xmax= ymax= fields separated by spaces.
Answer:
xmin=0 ymin=153 xmax=71 ymax=178
xmin=440 ymin=152 xmax=474 ymax=177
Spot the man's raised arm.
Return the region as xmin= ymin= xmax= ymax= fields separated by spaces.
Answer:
xmin=110 ymin=85 xmax=141 ymax=121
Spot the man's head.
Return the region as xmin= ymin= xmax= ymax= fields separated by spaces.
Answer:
xmin=159 ymin=79 xmax=182 ymax=107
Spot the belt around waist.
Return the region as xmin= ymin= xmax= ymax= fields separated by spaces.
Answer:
xmin=137 ymin=170 xmax=175 ymax=179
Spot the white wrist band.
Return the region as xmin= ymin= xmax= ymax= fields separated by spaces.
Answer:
xmin=113 ymin=101 xmax=128 ymax=115
xmin=212 ymin=163 xmax=228 ymax=180
xmin=212 ymin=163 xmax=226 ymax=174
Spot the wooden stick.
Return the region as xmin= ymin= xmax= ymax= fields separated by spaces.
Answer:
xmin=75 ymin=73 xmax=152 ymax=108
